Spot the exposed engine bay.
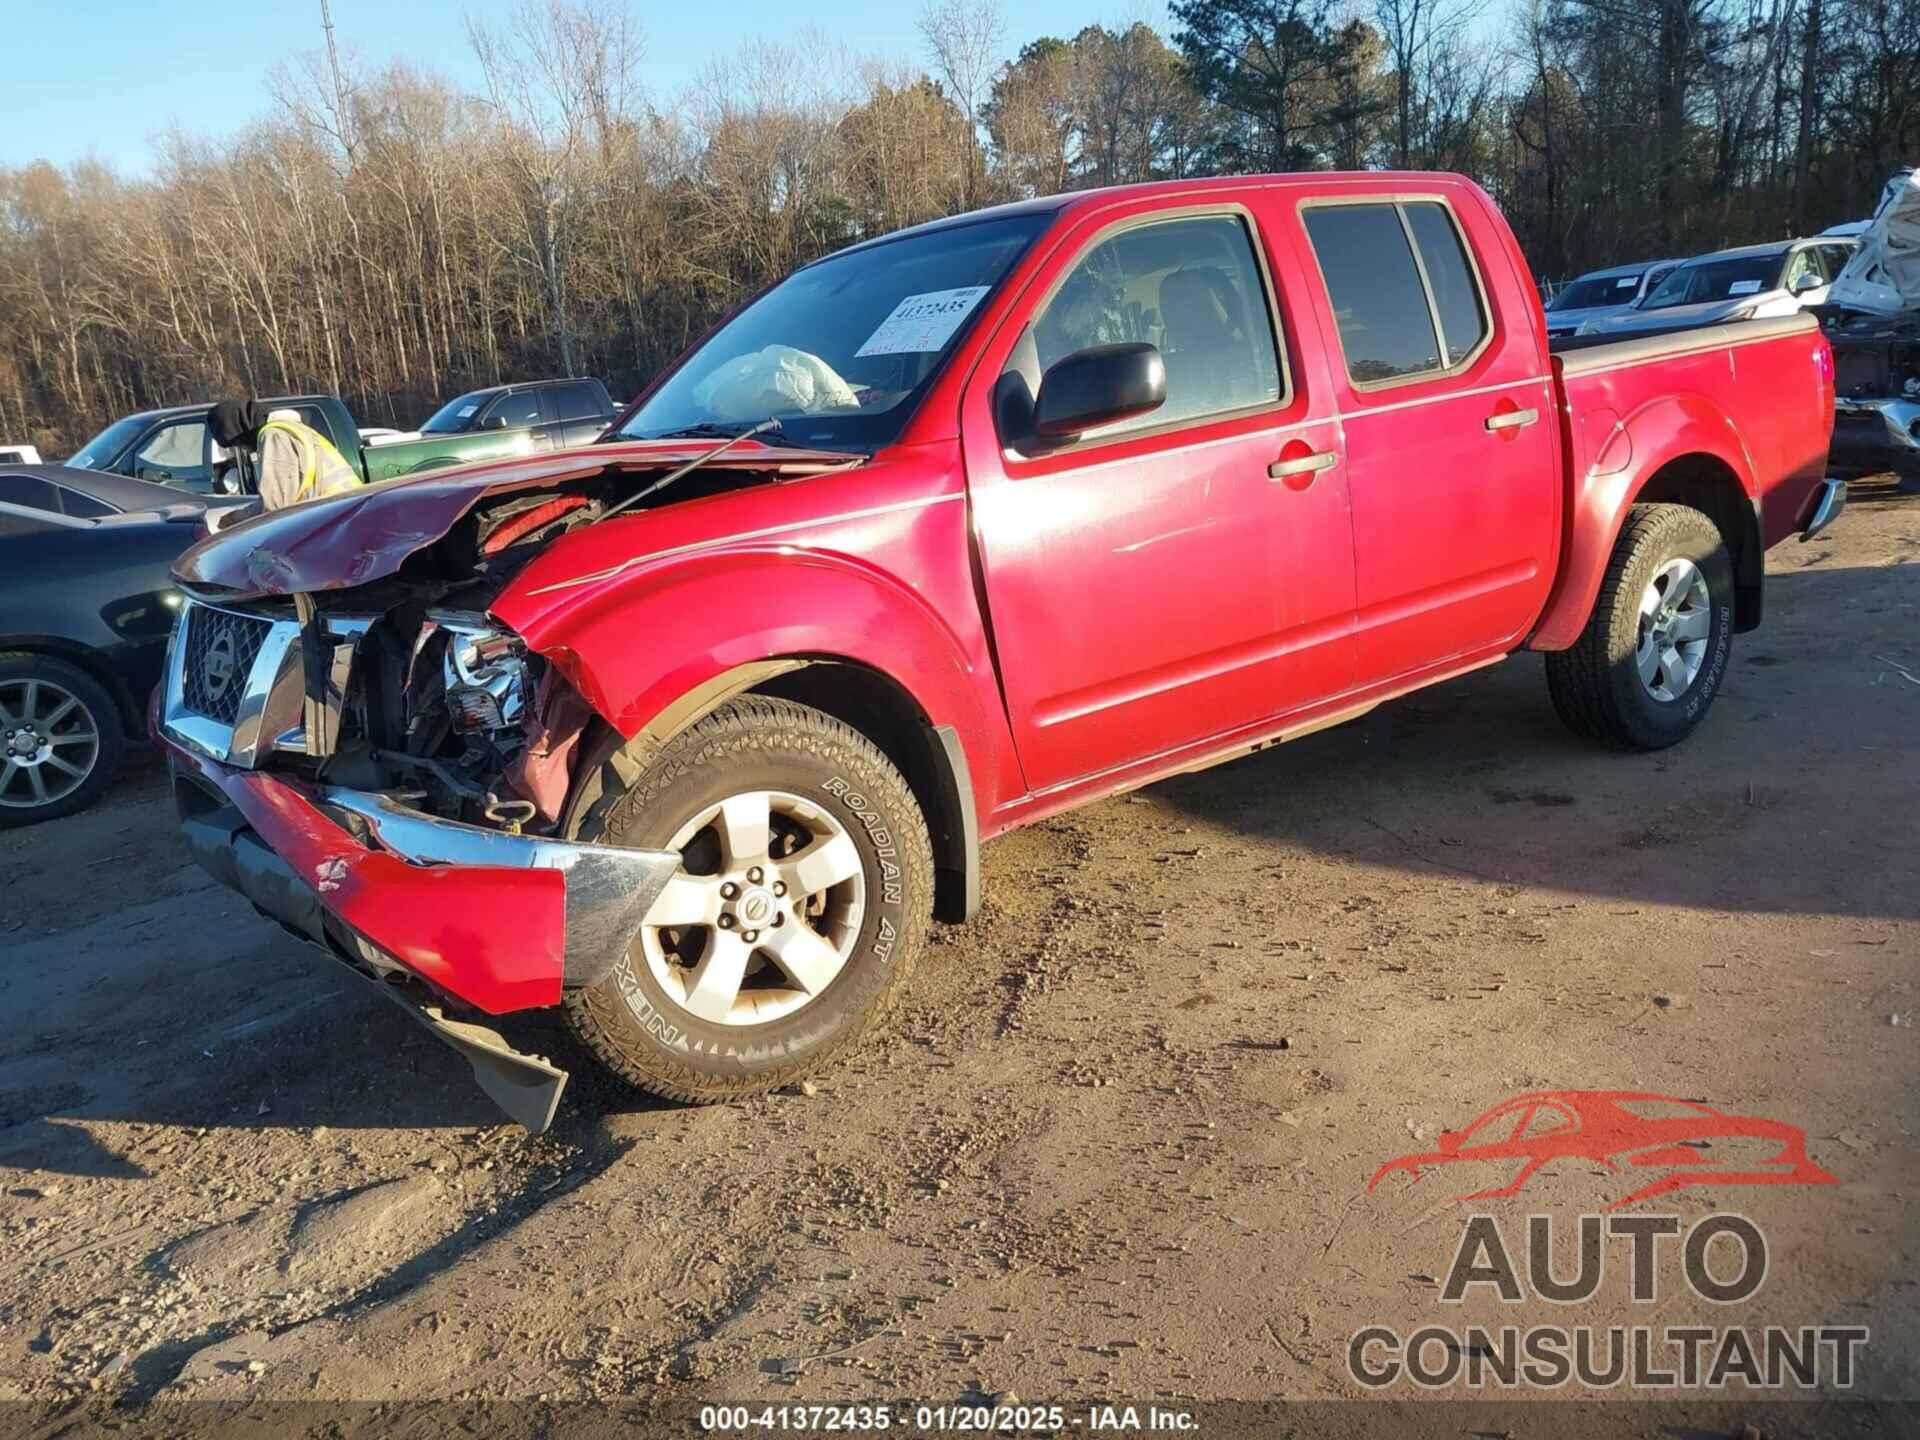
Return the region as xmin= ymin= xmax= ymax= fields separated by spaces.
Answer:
xmin=168 ymin=444 xmax=860 ymax=836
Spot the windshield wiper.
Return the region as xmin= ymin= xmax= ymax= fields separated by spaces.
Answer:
xmin=601 ymin=418 xmax=784 ymax=520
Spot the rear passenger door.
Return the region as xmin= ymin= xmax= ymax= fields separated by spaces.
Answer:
xmin=1297 ymin=194 xmax=1557 ymax=688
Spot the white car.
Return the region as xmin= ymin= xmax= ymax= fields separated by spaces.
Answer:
xmin=1542 ymin=259 xmax=1681 ymax=341
xmin=1577 ymin=237 xmax=1857 ymax=339
xmin=0 ymin=444 xmax=41 ymax=465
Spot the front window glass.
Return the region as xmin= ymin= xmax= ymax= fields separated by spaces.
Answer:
xmin=1642 ymin=253 xmax=1783 ymax=309
xmin=484 ymin=390 xmax=543 ymax=430
xmin=421 ymin=391 xmax=490 ymax=434
xmin=69 ymin=416 xmax=148 ymax=469
xmin=617 ymin=214 xmax=1051 ymax=453
xmin=132 ymin=419 xmax=209 ymax=487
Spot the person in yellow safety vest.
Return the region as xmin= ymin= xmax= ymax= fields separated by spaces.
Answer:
xmin=208 ymin=399 xmax=363 ymax=511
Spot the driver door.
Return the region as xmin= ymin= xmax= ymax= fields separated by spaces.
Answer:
xmin=961 ymin=201 xmax=1357 ymax=793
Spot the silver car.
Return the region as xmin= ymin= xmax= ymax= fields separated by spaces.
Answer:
xmin=1578 ymin=237 xmax=1856 ymax=339
xmin=1542 ymin=259 xmax=1681 ymax=341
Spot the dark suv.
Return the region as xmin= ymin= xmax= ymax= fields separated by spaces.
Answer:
xmin=417 ymin=378 xmax=616 ymax=450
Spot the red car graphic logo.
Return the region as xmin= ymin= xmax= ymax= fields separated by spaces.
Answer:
xmin=1368 ymin=1090 xmax=1839 ymax=1210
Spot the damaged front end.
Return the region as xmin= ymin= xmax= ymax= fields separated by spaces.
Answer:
xmin=156 ymin=452 xmax=823 ymax=1130
xmin=1820 ymin=307 xmax=1920 ymax=490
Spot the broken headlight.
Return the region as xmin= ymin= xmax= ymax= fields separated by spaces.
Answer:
xmin=420 ymin=610 xmax=529 ymax=737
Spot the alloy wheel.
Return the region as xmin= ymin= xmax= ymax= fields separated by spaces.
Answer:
xmin=1634 ymin=557 xmax=1711 ymax=703
xmin=636 ymin=789 xmax=867 ymax=1026
xmin=0 ymin=678 xmax=101 ymax=812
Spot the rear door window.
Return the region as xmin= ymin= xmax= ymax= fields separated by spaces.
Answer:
xmin=1303 ymin=200 xmax=1490 ymax=386
xmin=0 ymin=474 xmax=59 ymax=513
xmin=1403 ymin=203 xmax=1489 ymax=365
xmin=553 ymin=382 xmax=606 ymax=422
xmin=55 ymin=485 xmax=116 ymax=518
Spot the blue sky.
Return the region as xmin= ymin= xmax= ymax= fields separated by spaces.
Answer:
xmin=2 ymin=0 xmax=1165 ymax=174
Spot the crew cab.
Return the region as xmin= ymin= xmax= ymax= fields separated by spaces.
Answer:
xmin=156 ymin=174 xmax=1841 ymax=1131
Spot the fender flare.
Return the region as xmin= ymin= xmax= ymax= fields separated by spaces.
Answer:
xmin=1530 ymin=394 xmax=1761 ymax=652
xmin=503 ymin=548 xmax=992 ymax=923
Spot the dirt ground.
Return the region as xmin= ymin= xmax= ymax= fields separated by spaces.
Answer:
xmin=2 ymin=484 xmax=1916 ymax=1435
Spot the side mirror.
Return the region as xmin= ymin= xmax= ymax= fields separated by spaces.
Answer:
xmin=1033 ymin=342 xmax=1167 ymax=440
xmin=484 ymin=413 xmax=509 ymax=430
xmin=1791 ymin=272 xmax=1823 ymax=295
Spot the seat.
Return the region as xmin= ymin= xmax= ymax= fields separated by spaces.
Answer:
xmin=1158 ymin=267 xmax=1256 ymax=417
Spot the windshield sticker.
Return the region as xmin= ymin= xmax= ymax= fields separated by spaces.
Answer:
xmin=855 ymin=286 xmax=990 ymax=357
xmin=1617 ymin=276 xmax=1638 ymax=287
xmin=1727 ymin=279 xmax=1763 ymax=295
xmin=457 ymin=403 xmax=479 ymax=417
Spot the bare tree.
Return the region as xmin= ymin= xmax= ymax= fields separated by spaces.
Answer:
xmin=918 ymin=0 xmax=1005 ymax=206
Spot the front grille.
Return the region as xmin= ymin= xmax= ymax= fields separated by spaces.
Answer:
xmin=180 ymin=605 xmax=275 ymax=725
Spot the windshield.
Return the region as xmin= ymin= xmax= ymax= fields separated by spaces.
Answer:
xmin=1642 ymin=253 xmax=1783 ymax=310
xmin=1548 ymin=273 xmax=1646 ymax=310
xmin=421 ymin=391 xmax=491 ymax=434
xmin=69 ymin=416 xmax=150 ymax=469
xmin=616 ymin=213 xmax=1052 ymax=452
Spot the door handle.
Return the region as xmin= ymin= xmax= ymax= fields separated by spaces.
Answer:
xmin=1268 ymin=450 xmax=1337 ymax=480
xmin=1485 ymin=407 xmax=1540 ymax=432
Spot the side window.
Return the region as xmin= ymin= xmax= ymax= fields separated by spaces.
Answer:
xmin=131 ymin=419 xmax=210 ymax=486
xmin=294 ymin=405 xmax=334 ymax=445
xmin=56 ymin=486 xmax=115 ymax=518
xmin=1303 ymin=201 xmax=1491 ymax=386
xmin=1783 ymin=247 xmax=1822 ymax=290
xmin=554 ymin=382 xmax=606 ymax=422
xmin=0 ymin=474 xmax=59 ymax=512
xmin=1819 ymin=244 xmax=1855 ymax=281
xmin=1015 ymin=213 xmax=1282 ymax=441
xmin=485 ymin=391 xmax=544 ymax=430
xmin=1404 ymin=203 xmax=1489 ymax=365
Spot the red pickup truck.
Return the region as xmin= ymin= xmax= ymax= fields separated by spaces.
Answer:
xmin=160 ymin=173 xmax=1841 ymax=1130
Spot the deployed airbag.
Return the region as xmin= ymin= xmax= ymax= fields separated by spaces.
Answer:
xmin=690 ymin=345 xmax=858 ymax=420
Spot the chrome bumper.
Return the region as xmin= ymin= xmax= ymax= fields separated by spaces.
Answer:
xmin=1800 ymin=478 xmax=1848 ymax=542
xmin=317 ymin=786 xmax=679 ymax=986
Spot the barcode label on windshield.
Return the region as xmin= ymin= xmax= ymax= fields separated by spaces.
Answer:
xmin=856 ymin=287 xmax=990 ymax=357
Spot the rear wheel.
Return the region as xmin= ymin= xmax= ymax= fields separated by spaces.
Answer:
xmin=1546 ymin=503 xmax=1734 ymax=750
xmin=0 ymin=655 xmax=124 ymax=827
xmin=564 ymin=696 xmax=932 ymax=1102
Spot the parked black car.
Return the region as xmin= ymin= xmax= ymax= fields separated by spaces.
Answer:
xmin=415 ymin=377 xmax=615 ymax=449
xmin=0 ymin=465 xmax=208 ymax=826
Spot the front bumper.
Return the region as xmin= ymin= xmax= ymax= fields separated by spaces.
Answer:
xmin=1830 ymin=396 xmax=1920 ymax=484
xmin=164 ymin=737 xmax=679 ymax=1130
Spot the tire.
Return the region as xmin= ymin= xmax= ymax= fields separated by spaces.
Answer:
xmin=0 ymin=653 xmax=125 ymax=827
xmin=564 ymin=696 xmax=933 ymax=1102
xmin=1545 ymin=503 xmax=1734 ymax=751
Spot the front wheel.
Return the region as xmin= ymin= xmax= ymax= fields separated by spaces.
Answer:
xmin=564 ymin=696 xmax=933 ymax=1103
xmin=1546 ymin=503 xmax=1734 ymax=750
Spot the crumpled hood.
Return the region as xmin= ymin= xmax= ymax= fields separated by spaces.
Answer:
xmin=173 ymin=440 xmax=858 ymax=599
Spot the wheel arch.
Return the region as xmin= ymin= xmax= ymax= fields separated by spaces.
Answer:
xmin=561 ymin=655 xmax=981 ymax=925
xmin=1531 ymin=394 xmax=1763 ymax=652
xmin=0 ymin=638 xmax=141 ymax=733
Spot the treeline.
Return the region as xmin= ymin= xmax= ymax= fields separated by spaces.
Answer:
xmin=1 ymin=0 xmax=1914 ymax=455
